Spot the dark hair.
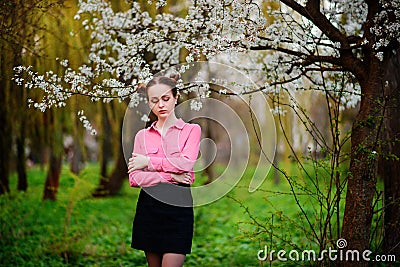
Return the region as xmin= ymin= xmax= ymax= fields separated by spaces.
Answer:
xmin=137 ymin=73 xmax=180 ymax=99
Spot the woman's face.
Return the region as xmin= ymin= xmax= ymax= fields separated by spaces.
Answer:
xmin=147 ymin=83 xmax=177 ymax=120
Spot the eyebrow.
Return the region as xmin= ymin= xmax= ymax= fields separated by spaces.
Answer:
xmin=150 ymin=93 xmax=171 ymax=99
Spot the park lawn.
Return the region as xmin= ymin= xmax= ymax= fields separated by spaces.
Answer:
xmin=1 ymin=163 xmax=340 ymax=267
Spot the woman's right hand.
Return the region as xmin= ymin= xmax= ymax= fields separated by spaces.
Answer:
xmin=171 ymin=172 xmax=192 ymax=184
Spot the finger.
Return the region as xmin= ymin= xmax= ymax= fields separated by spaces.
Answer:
xmin=129 ymin=166 xmax=137 ymax=172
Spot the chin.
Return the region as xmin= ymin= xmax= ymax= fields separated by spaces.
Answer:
xmin=157 ymin=113 xmax=169 ymax=118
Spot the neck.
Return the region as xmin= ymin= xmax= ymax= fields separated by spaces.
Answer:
xmin=156 ymin=114 xmax=178 ymax=130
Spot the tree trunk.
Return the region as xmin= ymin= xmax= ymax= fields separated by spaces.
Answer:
xmin=100 ymin=103 xmax=111 ymax=179
xmin=93 ymin=112 xmax=127 ymax=197
xmin=14 ymin=32 xmax=28 ymax=191
xmin=202 ymin=119 xmax=217 ymax=184
xmin=93 ymin=136 xmax=127 ymax=197
xmin=70 ymin=139 xmax=83 ymax=175
xmin=92 ymin=104 xmax=112 ymax=196
xmin=70 ymin=112 xmax=85 ymax=175
xmin=16 ymin=133 xmax=28 ymax=191
xmin=341 ymin=59 xmax=383 ymax=266
xmin=380 ymin=48 xmax=400 ymax=259
xmin=43 ymin=152 xmax=62 ymax=201
xmin=0 ymin=47 xmax=11 ymax=195
xmin=42 ymin=110 xmax=63 ymax=201
xmin=106 ymin=147 xmax=129 ymax=195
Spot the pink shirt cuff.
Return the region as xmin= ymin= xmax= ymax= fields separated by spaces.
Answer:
xmin=129 ymin=170 xmax=174 ymax=187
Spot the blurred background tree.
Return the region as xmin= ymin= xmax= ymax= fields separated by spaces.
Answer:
xmin=3 ymin=0 xmax=400 ymax=265
xmin=0 ymin=0 xmax=66 ymax=195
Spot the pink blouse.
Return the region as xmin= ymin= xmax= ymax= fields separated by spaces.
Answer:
xmin=129 ymin=118 xmax=201 ymax=187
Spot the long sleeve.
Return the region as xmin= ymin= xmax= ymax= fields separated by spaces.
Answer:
xmin=129 ymin=130 xmax=173 ymax=187
xmin=147 ymin=124 xmax=201 ymax=174
xmin=129 ymin=170 xmax=172 ymax=187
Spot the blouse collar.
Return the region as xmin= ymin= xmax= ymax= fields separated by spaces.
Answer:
xmin=149 ymin=118 xmax=186 ymax=131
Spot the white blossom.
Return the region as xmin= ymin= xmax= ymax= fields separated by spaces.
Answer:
xmin=60 ymin=59 xmax=69 ymax=67
xmin=13 ymin=0 xmax=399 ymax=130
xmin=270 ymin=106 xmax=287 ymax=116
xmin=141 ymin=114 xmax=150 ymax=122
xmin=190 ymin=99 xmax=203 ymax=111
xmin=376 ymin=52 xmax=384 ymax=61
xmin=78 ymin=110 xmax=97 ymax=135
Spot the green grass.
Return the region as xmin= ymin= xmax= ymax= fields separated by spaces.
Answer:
xmin=0 ymin=162 xmax=381 ymax=266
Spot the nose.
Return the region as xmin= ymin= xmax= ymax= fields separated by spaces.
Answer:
xmin=158 ymin=99 xmax=165 ymax=107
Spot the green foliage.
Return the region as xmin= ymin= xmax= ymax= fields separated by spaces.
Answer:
xmin=1 ymin=165 xmax=142 ymax=266
xmin=0 ymin=163 xmax=385 ymax=266
xmin=0 ymin=164 xmax=267 ymax=266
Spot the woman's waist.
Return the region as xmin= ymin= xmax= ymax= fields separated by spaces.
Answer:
xmin=139 ymin=183 xmax=193 ymax=207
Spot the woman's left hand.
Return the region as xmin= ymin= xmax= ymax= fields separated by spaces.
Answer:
xmin=128 ymin=153 xmax=149 ymax=173
xmin=171 ymin=172 xmax=192 ymax=184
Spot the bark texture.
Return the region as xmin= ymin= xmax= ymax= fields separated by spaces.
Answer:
xmin=93 ymin=141 xmax=128 ymax=196
xmin=43 ymin=153 xmax=62 ymax=201
xmin=42 ymin=109 xmax=63 ymax=201
xmin=0 ymin=46 xmax=11 ymax=195
xmin=380 ymin=48 xmax=400 ymax=259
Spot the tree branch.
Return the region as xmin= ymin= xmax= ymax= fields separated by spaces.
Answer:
xmin=278 ymin=0 xmax=367 ymax=81
xmin=250 ymin=44 xmax=306 ymax=58
xmin=250 ymin=43 xmax=344 ymax=67
xmin=280 ymin=0 xmax=348 ymax=47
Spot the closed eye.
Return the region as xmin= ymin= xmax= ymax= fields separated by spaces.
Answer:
xmin=149 ymin=95 xmax=172 ymax=104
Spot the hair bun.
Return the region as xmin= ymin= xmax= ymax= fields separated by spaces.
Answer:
xmin=169 ymin=73 xmax=180 ymax=82
xmin=136 ymin=83 xmax=146 ymax=94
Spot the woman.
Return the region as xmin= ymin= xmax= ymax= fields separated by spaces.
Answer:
xmin=128 ymin=74 xmax=201 ymax=267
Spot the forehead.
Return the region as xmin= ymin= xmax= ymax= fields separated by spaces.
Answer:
xmin=147 ymin=84 xmax=174 ymax=98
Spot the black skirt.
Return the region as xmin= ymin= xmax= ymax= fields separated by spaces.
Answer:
xmin=131 ymin=183 xmax=194 ymax=255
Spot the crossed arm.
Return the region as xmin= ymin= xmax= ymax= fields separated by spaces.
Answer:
xmin=128 ymin=125 xmax=201 ymax=187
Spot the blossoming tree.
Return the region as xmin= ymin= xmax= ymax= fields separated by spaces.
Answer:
xmin=15 ymin=0 xmax=400 ymax=263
